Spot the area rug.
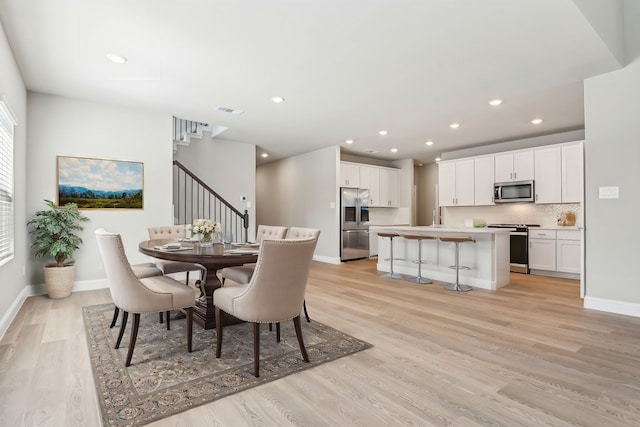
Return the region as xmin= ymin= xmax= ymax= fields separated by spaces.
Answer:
xmin=83 ymin=303 xmax=371 ymax=427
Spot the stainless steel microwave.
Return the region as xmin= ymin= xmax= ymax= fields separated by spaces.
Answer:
xmin=494 ymin=180 xmax=535 ymax=203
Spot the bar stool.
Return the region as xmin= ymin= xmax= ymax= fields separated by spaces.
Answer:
xmin=378 ymin=232 xmax=404 ymax=279
xmin=402 ymin=234 xmax=434 ymax=284
xmin=440 ymin=236 xmax=475 ymax=292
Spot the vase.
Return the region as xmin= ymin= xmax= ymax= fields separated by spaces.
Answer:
xmin=199 ymin=233 xmax=214 ymax=247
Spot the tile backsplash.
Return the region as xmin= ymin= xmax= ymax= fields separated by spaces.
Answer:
xmin=441 ymin=203 xmax=582 ymax=228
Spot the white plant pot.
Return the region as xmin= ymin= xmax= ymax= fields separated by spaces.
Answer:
xmin=44 ymin=264 xmax=75 ymax=299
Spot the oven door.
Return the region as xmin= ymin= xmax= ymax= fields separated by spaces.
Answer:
xmin=510 ymin=231 xmax=529 ymax=273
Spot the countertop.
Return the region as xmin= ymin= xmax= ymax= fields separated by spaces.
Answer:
xmin=369 ymin=225 xmax=511 ymax=234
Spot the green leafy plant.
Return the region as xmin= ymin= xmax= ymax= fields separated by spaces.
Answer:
xmin=28 ymin=199 xmax=90 ymax=267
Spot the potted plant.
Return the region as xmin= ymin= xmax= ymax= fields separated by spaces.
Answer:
xmin=27 ymin=199 xmax=90 ymax=298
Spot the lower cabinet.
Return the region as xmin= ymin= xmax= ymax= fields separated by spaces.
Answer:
xmin=556 ymin=230 xmax=581 ymax=273
xmin=529 ymin=230 xmax=556 ymax=271
xmin=529 ymin=229 xmax=581 ymax=277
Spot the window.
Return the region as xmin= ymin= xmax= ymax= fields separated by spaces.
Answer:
xmin=0 ymin=97 xmax=16 ymax=267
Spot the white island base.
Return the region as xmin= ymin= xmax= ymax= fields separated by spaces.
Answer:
xmin=370 ymin=226 xmax=512 ymax=290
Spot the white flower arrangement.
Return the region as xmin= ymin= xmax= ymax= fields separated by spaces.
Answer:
xmin=188 ymin=219 xmax=222 ymax=240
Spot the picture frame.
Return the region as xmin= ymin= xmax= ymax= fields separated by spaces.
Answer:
xmin=57 ymin=156 xmax=144 ymax=209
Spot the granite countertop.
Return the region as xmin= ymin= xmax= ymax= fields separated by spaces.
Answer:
xmin=369 ymin=225 xmax=511 ymax=234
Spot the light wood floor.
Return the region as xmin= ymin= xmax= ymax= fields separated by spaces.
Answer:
xmin=2 ymin=259 xmax=640 ymax=426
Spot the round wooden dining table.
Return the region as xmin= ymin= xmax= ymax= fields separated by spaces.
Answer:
xmin=139 ymin=239 xmax=258 ymax=330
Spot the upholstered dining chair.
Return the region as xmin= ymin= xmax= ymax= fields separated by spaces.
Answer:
xmin=220 ymin=225 xmax=288 ymax=285
xmin=214 ymin=237 xmax=318 ymax=377
xmin=147 ymin=225 xmax=207 ymax=287
xmin=95 ymin=228 xmax=195 ymax=367
xmin=220 ymin=227 xmax=320 ymax=322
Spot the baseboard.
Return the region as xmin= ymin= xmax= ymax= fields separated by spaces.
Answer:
xmin=313 ymin=255 xmax=342 ymax=265
xmin=584 ymin=296 xmax=640 ymax=318
xmin=0 ymin=278 xmax=110 ymax=340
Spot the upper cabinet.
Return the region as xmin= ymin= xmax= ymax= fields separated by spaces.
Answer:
xmin=474 ymin=156 xmax=495 ymax=206
xmin=438 ymin=159 xmax=474 ymax=206
xmin=534 ymin=146 xmax=562 ymax=204
xmin=339 ymin=162 xmax=360 ymax=187
xmin=378 ymin=168 xmax=399 ymax=207
xmin=494 ymin=150 xmax=534 ymax=182
xmin=562 ymin=142 xmax=583 ymax=203
xmin=340 ymin=162 xmax=399 ymax=207
xmin=438 ymin=141 xmax=583 ymax=208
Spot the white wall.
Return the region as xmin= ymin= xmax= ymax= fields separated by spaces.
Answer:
xmin=0 ymin=19 xmax=27 ymax=332
xmin=27 ymin=93 xmax=174 ymax=285
xmin=256 ymin=146 xmax=340 ymax=262
xmin=583 ymin=0 xmax=640 ymax=307
xmin=173 ymin=133 xmax=256 ymax=241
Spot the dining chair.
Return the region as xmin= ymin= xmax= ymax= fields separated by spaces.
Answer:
xmin=147 ymin=225 xmax=207 ymax=288
xmin=95 ymin=228 xmax=195 ymax=367
xmin=220 ymin=227 xmax=320 ymax=322
xmin=213 ymin=237 xmax=318 ymax=377
xmin=220 ymin=225 xmax=288 ymax=285
xmin=110 ymin=262 xmax=163 ymax=329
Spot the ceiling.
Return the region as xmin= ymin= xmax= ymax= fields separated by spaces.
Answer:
xmin=0 ymin=0 xmax=623 ymax=165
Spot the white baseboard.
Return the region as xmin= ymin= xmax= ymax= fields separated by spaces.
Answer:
xmin=584 ymin=296 xmax=640 ymax=318
xmin=0 ymin=279 xmax=110 ymax=340
xmin=313 ymin=255 xmax=342 ymax=265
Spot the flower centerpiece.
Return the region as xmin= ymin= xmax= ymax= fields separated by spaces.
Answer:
xmin=189 ymin=218 xmax=222 ymax=246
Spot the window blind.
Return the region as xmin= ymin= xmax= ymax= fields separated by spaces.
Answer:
xmin=0 ymin=98 xmax=16 ymax=267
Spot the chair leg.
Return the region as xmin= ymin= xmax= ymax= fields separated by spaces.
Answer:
xmin=253 ymin=322 xmax=260 ymax=377
xmin=303 ymin=300 xmax=311 ymax=322
xmin=268 ymin=323 xmax=272 ymax=331
xmin=159 ymin=312 xmax=163 ymax=324
xmin=115 ymin=311 xmax=129 ymax=349
xmin=110 ymin=306 xmax=120 ymax=328
xmin=185 ymin=271 xmax=190 ymax=286
xmin=293 ymin=315 xmax=309 ymax=363
xmin=215 ymin=306 xmax=223 ymax=358
xmin=186 ymin=307 xmax=193 ymax=353
xmin=276 ymin=322 xmax=281 ymax=343
xmin=166 ymin=310 xmax=171 ymax=330
xmin=125 ymin=313 xmax=140 ymax=367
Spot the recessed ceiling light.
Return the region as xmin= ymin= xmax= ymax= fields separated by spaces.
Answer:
xmin=425 ymin=140 xmax=434 ymax=146
xmin=418 ymin=163 xmax=424 ymax=167
xmin=345 ymin=139 xmax=354 ymax=144
xmin=390 ymin=148 xmax=398 ymax=153
xmin=106 ymin=53 xmax=127 ymax=64
xmin=489 ymin=99 xmax=503 ymax=106
xmin=531 ymin=118 xmax=543 ymax=125
xmin=435 ymin=157 xmax=441 ymax=162
xmin=378 ymin=130 xmax=388 ymax=136
xmin=271 ymin=96 xmax=285 ymax=103
xmin=449 ymin=123 xmax=460 ymax=129
xmin=261 ymin=153 xmax=269 ymax=158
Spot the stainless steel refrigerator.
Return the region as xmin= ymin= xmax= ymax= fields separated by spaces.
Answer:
xmin=341 ymin=187 xmax=370 ymax=261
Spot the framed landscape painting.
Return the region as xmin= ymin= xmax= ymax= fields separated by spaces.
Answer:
xmin=57 ymin=156 xmax=144 ymax=209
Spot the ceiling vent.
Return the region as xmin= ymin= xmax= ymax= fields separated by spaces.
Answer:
xmin=365 ymin=150 xmax=380 ymax=154
xmin=215 ymin=106 xmax=244 ymax=115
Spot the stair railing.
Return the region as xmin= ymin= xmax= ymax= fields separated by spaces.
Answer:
xmin=173 ymin=160 xmax=249 ymax=243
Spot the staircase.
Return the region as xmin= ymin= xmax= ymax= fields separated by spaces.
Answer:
xmin=172 ymin=116 xmax=228 ymax=153
xmin=173 ymin=160 xmax=249 ymax=243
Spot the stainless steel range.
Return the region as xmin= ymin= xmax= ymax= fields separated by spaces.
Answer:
xmin=487 ymin=224 xmax=540 ymax=273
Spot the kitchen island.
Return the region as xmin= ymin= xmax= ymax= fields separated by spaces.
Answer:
xmin=370 ymin=226 xmax=512 ymax=290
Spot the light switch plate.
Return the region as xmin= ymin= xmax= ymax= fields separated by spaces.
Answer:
xmin=599 ymin=186 xmax=619 ymax=199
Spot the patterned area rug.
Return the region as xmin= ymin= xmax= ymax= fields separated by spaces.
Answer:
xmin=83 ymin=303 xmax=371 ymax=427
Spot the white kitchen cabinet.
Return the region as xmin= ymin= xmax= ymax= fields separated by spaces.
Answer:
xmin=529 ymin=229 xmax=556 ymax=271
xmin=494 ymin=150 xmax=534 ymax=182
xmin=556 ymin=230 xmax=581 ymax=273
xmin=359 ymin=165 xmax=379 ymax=205
xmin=534 ymin=146 xmax=562 ymax=204
xmin=378 ymin=167 xmax=399 ymax=207
xmin=339 ymin=162 xmax=360 ymax=187
xmin=562 ymin=142 xmax=583 ymax=203
xmin=438 ymin=159 xmax=474 ymax=206
xmin=474 ymin=156 xmax=495 ymax=205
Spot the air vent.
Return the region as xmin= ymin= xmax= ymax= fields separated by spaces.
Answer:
xmin=365 ymin=150 xmax=380 ymax=154
xmin=215 ymin=106 xmax=244 ymax=115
